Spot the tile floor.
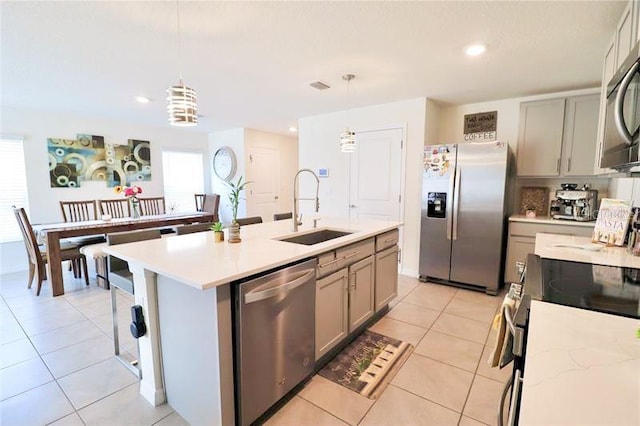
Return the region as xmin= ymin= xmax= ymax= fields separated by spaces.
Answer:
xmin=1 ymin=270 xmax=510 ymax=426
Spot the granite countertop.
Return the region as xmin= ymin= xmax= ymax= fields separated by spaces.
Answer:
xmin=509 ymin=215 xmax=596 ymax=227
xmin=535 ymin=233 xmax=640 ymax=269
xmin=519 ymin=300 xmax=640 ymax=425
xmin=103 ymin=216 xmax=401 ymax=291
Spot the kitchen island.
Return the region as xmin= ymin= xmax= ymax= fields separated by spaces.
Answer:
xmin=103 ymin=217 xmax=401 ymax=425
xmin=519 ymin=300 xmax=640 ymax=425
xmin=535 ymin=232 xmax=640 ymax=268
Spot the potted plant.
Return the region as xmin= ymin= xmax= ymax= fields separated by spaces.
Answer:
xmin=210 ymin=221 xmax=224 ymax=243
xmin=226 ymin=176 xmax=251 ymax=243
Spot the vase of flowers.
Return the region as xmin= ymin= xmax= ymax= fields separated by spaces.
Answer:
xmin=226 ymin=176 xmax=251 ymax=243
xmin=115 ymin=185 xmax=143 ymax=219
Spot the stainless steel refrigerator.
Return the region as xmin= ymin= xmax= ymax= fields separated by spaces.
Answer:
xmin=419 ymin=141 xmax=510 ymax=295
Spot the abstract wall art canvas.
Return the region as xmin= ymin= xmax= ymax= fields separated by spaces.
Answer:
xmin=48 ymin=135 xmax=151 ymax=188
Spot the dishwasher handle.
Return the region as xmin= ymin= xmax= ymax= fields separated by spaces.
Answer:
xmin=244 ymin=269 xmax=315 ymax=304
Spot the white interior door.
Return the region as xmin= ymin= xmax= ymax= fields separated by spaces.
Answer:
xmin=349 ymin=128 xmax=403 ymax=221
xmin=247 ymin=146 xmax=279 ymax=221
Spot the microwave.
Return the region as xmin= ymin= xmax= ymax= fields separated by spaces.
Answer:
xmin=601 ymin=40 xmax=640 ymax=170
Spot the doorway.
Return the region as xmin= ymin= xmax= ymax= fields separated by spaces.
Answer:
xmin=348 ymin=128 xmax=403 ymax=222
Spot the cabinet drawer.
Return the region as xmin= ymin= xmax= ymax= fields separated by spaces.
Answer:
xmin=316 ymin=251 xmax=338 ymax=279
xmin=336 ymin=238 xmax=375 ymax=268
xmin=509 ymin=221 xmax=594 ymax=238
xmin=376 ymin=229 xmax=399 ymax=252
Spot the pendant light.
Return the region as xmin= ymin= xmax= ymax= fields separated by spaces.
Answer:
xmin=340 ymin=74 xmax=356 ymax=153
xmin=166 ymin=0 xmax=197 ymax=127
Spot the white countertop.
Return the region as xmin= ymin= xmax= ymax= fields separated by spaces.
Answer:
xmin=535 ymin=233 xmax=640 ymax=269
xmin=103 ymin=217 xmax=401 ymax=290
xmin=519 ymin=300 xmax=640 ymax=426
xmin=509 ymin=215 xmax=596 ymax=227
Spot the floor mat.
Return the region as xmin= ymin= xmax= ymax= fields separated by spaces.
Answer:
xmin=318 ymin=330 xmax=413 ymax=399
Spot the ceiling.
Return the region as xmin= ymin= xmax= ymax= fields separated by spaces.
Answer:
xmin=0 ymin=1 xmax=627 ymax=135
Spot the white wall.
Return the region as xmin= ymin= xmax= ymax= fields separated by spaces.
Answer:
xmin=299 ymin=98 xmax=427 ymax=276
xmin=209 ymin=129 xmax=246 ymax=224
xmin=244 ymin=129 xmax=298 ymax=219
xmin=439 ymin=87 xmax=611 ymax=215
xmin=209 ymin=128 xmax=298 ymax=224
xmin=0 ymin=106 xmax=209 ymax=273
xmin=608 ymin=177 xmax=640 ymax=205
xmin=438 ymin=87 xmax=600 ymax=154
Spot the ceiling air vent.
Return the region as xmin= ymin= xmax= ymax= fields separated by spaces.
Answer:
xmin=309 ymin=81 xmax=331 ymax=90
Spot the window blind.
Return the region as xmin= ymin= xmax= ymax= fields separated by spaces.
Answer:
xmin=162 ymin=151 xmax=205 ymax=213
xmin=0 ymin=137 xmax=29 ymax=243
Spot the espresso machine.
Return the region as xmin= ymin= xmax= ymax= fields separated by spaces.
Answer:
xmin=550 ymin=186 xmax=598 ymax=221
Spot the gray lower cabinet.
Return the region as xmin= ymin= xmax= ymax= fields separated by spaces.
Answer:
xmin=504 ymin=236 xmax=535 ymax=284
xmin=375 ymin=246 xmax=399 ymax=312
xmin=504 ymin=221 xmax=595 ymax=283
xmin=315 ymin=268 xmax=348 ymax=361
xmin=315 ymin=231 xmax=396 ymax=361
xmin=348 ymin=255 xmax=375 ymax=332
xmin=315 ymin=255 xmax=375 ymax=361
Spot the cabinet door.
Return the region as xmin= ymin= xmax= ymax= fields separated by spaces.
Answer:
xmin=594 ymin=35 xmax=618 ymax=175
xmin=616 ymin=1 xmax=634 ymax=67
xmin=504 ymin=236 xmax=535 ymax=284
xmin=348 ymin=256 xmax=375 ymax=332
xmin=375 ymin=246 xmax=398 ymax=312
xmin=634 ymin=0 xmax=640 ymax=44
xmin=315 ymin=269 xmax=348 ymax=361
xmin=562 ymin=94 xmax=600 ymax=176
xmin=517 ymin=99 xmax=566 ymax=176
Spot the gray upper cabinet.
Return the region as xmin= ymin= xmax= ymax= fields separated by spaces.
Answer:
xmin=561 ymin=94 xmax=600 ymax=176
xmin=594 ymin=35 xmax=618 ymax=175
xmin=517 ymin=98 xmax=566 ymax=176
xmin=517 ymin=94 xmax=600 ymax=177
xmin=616 ymin=1 xmax=634 ymax=64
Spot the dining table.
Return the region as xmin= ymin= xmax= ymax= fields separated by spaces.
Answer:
xmin=33 ymin=212 xmax=214 ymax=296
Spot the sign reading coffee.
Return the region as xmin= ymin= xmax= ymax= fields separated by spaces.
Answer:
xmin=463 ymin=111 xmax=497 ymax=141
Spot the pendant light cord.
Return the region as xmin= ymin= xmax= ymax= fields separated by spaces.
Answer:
xmin=175 ymin=0 xmax=183 ymax=82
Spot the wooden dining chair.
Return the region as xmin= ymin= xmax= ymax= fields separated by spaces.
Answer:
xmin=138 ymin=197 xmax=166 ymax=216
xmin=202 ymin=194 xmax=221 ymax=222
xmin=13 ymin=207 xmax=89 ymax=296
xmin=273 ymin=212 xmax=293 ymax=221
xmin=194 ymin=194 xmax=206 ymax=212
xmin=236 ymin=216 xmax=263 ymax=226
xmin=175 ymin=222 xmax=215 ymax=235
xmin=60 ymin=200 xmax=98 ymax=222
xmin=60 ymin=200 xmax=106 ymax=242
xmin=98 ymin=199 xmax=131 ymax=218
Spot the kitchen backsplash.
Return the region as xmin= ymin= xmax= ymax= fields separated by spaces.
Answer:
xmin=512 ymin=177 xmax=611 ymax=216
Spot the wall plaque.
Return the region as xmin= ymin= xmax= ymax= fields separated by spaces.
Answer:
xmin=463 ymin=111 xmax=497 ymax=141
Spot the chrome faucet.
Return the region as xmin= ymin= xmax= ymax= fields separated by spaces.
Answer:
xmin=293 ymin=168 xmax=320 ymax=232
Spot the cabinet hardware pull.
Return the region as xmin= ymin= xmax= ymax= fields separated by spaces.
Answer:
xmin=344 ymin=251 xmax=359 ymax=259
xmin=567 ymin=157 xmax=571 ymax=172
xmin=556 ymin=158 xmax=560 ymax=173
xmin=318 ymin=258 xmax=341 ymax=268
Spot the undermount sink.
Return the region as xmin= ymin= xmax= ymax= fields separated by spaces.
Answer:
xmin=277 ymin=229 xmax=353 ymax=245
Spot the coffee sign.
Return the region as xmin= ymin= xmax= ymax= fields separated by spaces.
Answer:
xmin=464 ymin=111 xmax=497 ymax=141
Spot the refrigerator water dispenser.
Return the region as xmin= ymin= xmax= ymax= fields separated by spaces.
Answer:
xmin=427 ymin=192 xmax=447 ymax=218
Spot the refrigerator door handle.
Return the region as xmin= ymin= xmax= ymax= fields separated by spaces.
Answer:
xmin=452 ymin=167 xmax=461 ymax=240
xmin=446 ymin=167 xmax=455 ymax=240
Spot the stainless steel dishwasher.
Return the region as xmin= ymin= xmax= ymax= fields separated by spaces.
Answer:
xmin=234 ymin=258 xmax=316 ymax=426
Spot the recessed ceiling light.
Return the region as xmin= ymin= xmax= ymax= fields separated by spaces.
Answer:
xmin=135 ymin=96 xmax=151 ymax=104
xmin=289 ymin=126 xmax=297 ymax=133
xmin=464 ymin=44 xmax=486 ymax=57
